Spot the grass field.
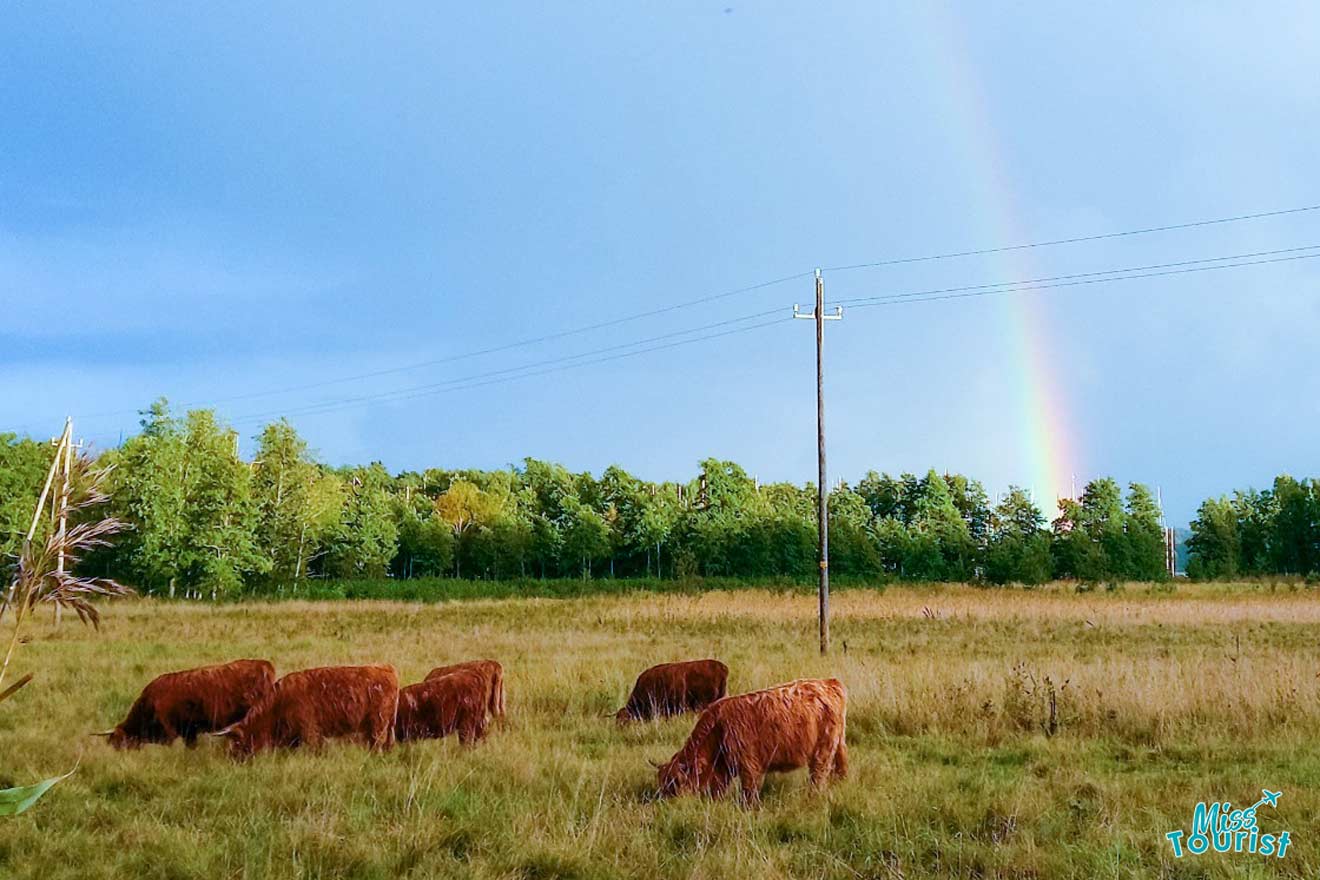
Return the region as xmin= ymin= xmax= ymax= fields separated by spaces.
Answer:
xmin=2 ymin=584 xmax=1318 ymax=879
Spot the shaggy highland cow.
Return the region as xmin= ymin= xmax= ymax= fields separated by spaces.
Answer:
xmin=95 ymin=659 xmax=275 ymax=749
xmin=653 ymin=678 xmax=847 ymax=805
xmin=425 ymin=658 xmax=505 ymax=719
xmin=214 ymin=664 xmax=399 ymax=757
xmin=398 ymin=668 xmax=490 ymax=744
xmin=615 ymin=659 xmax=728 ymax=723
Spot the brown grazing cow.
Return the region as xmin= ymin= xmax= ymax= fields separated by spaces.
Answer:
xmin=615 ymin=659 xmax=728 ymax=723
xmin=214 ymin=664 xmax=399 ymax=757
xmin=425 ymin=659 xmax=505 ymax=719
xmin=397 ymin=668 xmax=490 ymax=744
xmin=94 ymin=659 xmax=275 ymax=749
xmin=654 ymin=678 xmax=847 ymax=805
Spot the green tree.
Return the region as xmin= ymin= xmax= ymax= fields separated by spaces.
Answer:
xmin=1186 ymin=496 xmax=1239 ymax=579
xmin=870 ymin=515 xmax=911 ymax=577
xmin=1124 ymin=483 xmax=1167 ymax=581
xmin=856 ymin=471 xmax=905 ymax=522
xmin=176 ymin=410 xmax=267 ymax=595
xmin=324 ymin=464 xmax=397 ymax=578
xmin=985 ymin=487 xmax=1052 ymax=585
xmin=434 ymin=479 xmax=501 ymax=577
xmin=1232 ymin=489 xmax=1274 ymax=575
xmin=519 ymin=458 xmax=577 ymax=578
xmin=1052 ymin=478 xmax=1127 ymax=582
xmin=108 ymin=402 xmax=266 ymax=597
xmin=488 ymin=511 xmax=535 ymax=578
xmin=106 ymin=399 xmax=189 ymax=594
xmin=0 ymin=434 xmax=55 ymax=577
xmin=1269 ymin=476 xmax=1317 ymax=575
xmin=392 ymin=502 xmax=454 ymax=578
xmin=251 ymin=420 xmax=321 ymax=586
xmin=908 ymin=471 xmax=976 ymax=580
xmin=946 ymin=473 xmax=992 ymax=547
xmin=561 ymin=498 xmax=610 ymax=578
xmin=826 ymin=485 xmax=881 ymax=577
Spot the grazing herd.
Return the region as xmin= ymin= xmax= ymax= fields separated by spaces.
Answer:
xmin=95 ymin=655 xmax=847 ymax=803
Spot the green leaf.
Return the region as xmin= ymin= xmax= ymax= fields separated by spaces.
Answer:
xmin=0 ymin=765 xmax=77 ymax=816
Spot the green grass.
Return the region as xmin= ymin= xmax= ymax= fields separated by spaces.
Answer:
xmin=239 ymin=575 xmax=833 ymax=603
xmin=1 ymin=585 xmax=1317 ymax=878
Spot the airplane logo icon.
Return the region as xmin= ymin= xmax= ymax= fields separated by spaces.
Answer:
xmin=1239 ymin=789 xmax=1282 ymax=824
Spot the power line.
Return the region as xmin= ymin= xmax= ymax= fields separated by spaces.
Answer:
xmin=78 ymin=201 xmax=1320 ymax=423
xmin=228 ymin=307 xmax=782 ymax=423
xmin=830 ymin=244 xmax=1320 ymax=307
xmin=839 ymin=249 xmax=1320 ymax=310
xmin=109 ymin=244 xmax=1320 ymax=427
xmin=82 ymin=269 xmax=814 ymax=420
xmin=229 ymin=314 xmax=793 ymax=425
xmin=822 ymin=203 xmax=1320 ymax=273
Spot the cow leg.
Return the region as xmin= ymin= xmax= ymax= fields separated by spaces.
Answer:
xmin=809 ymin=740 xmax=839 ymax=789
xmin=460 ymin=713 xmax=487 ymax=746
xmin=705 ymin=756 xmax=733 ymax=799
xmin=370 ymin=718 xmax=394 ymax=752
xmin=832 ymin=741 xmax=849 ymax=779
xmin=158 ymin=718 xmax=179 ymax=746
xmin=737 ymin=764 xmax=764 ymax=807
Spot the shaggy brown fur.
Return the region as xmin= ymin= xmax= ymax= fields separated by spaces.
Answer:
xmin=217 ymin=665 xmax=398 ymax=757
xmin=100 ymin=659 xmax=275 ymax=750
xmin=655 ymin=678 xmax=847 ymax=805
xmin=397 ymin=669 xmax=490 ymax=744
xmin=616 ymin=659 xmax=728 ymax=723
xmin=425 ymin=659 xmax=505 ymax=719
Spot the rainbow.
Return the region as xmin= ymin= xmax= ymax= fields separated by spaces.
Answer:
xmin=919 ymin=6 xmax=1078 ymax=508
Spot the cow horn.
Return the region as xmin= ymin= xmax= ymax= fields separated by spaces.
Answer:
xmin=89 ymin=730 xmax=114 ymax=737
xmin=647 ymin=758 xmax=663 ymax=768
xmin=208 ymin=725 xmax=238 ymax=738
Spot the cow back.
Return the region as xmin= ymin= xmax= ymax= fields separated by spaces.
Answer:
xmin=397 ymin=669 xmax=489 ymax=743
xmin=236 ymin=664 xmax=398 ymax=752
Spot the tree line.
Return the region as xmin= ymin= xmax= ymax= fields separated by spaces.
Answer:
xmin=4 ymin=400 xmax=1309 ymax=596
xmin=1185 ymin=477 xmax=1320 ymax=579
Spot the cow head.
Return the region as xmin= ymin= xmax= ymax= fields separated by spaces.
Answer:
xmin=651 ymin=754 xmax=698 ymax=798
xmin=211 ymin=722 xmax=257 ymax=759
xmin=91 ymin=727 xmax=139 ymax=750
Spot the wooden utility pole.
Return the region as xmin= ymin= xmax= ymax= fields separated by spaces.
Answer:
xmin=794 ymin=270 xmax=842 ymax=654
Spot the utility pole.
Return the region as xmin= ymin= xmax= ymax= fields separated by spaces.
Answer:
xmin=1158 ymin=485 xmax=1176 ymax=578
xmin=794 ymin=269 xmax=842 ymax=654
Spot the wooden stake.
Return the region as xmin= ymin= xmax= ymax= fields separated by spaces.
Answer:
xmin=55 ymin=418 xmax=75 ymax=626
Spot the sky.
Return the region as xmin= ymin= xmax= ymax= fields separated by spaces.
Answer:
xmin=2 ymin=3 xmax=1318 ymax=525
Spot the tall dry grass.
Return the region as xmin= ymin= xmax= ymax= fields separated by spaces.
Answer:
xmin=0 ymin=584 xmax=1315 ymax=878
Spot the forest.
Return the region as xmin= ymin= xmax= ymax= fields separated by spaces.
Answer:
xmin=2 ymin=399 xmax=1316 ymax=595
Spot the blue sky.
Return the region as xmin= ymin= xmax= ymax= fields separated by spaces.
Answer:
xmin=3 ymin=3 xmax=1317 ymax=524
